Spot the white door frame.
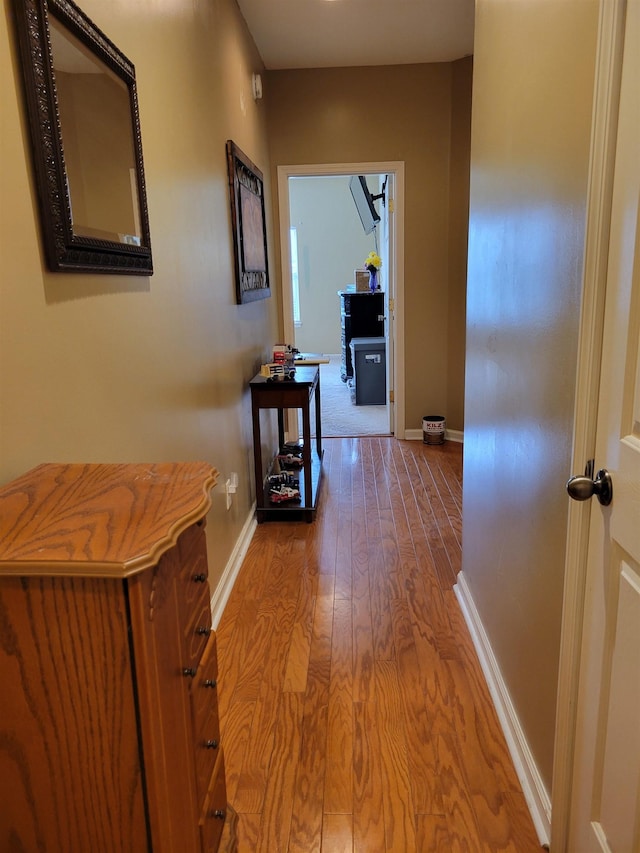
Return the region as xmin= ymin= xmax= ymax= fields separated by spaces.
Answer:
xmin=277 ymin=161 xmax=406 ymax=438
xmin=550 ymin=0 xmax=627 ymax=848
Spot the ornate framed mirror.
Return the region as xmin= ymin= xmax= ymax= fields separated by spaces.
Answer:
xmin=12 ymin=0 xmax=153 ymax=274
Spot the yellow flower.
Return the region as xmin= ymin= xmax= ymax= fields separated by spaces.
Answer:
xmin=364 ymin=252 xmax=382 ymax=270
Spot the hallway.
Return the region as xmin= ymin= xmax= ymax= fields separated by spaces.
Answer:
xmin=216 ymin=438 xmax=541 ymax=851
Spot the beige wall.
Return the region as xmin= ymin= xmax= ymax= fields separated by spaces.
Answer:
xmin=447 ymin=58 xmax=472 ymax=430
xmin=266 ymin=62 xmax=472 ymax=432
xmin=0 ymin=0 xmax=279 ymax=590
xmin=462 ymin=0 xmax=599 ymax=791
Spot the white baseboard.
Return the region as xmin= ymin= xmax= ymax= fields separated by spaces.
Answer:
xmin=404 ymin=428 xmax=464 ymax=443
xmin=210 ymin=504 xmax=257 ymax=629
xmin=454 ymin=571 xmax=551 ymax=848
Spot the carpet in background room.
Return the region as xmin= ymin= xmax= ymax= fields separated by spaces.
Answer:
xmin=303 ymin=355 xmax=389 ymax=437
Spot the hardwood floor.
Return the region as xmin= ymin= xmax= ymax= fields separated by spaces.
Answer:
xmin=216 ymin=438 xmax=541 ymax=852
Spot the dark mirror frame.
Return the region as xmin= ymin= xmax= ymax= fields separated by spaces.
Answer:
xmin=12 ymin=0 xmax=153 ymax=275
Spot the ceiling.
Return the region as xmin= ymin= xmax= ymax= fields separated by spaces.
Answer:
xmin=235 ymin=0 xmax=475 ymax=71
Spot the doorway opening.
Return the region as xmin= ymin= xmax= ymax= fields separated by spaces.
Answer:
xmin=277 ymin=162 xmax=405 ymax=439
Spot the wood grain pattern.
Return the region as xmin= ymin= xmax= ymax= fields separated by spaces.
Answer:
xmin=287 ymin=702 xmax=328 ymax=853
xmin=0 ymin=463 xmax=226 ymax=853
xmin=322 ymin=813 xmax=353 ymax=852
xmin=0 ymin=576 xmax=147 ymax=852
xmin=216 ymin=438 xmax=541 ymax=851
xmin=324 ymin=598 xmax=353 ymax=813
xmin=254 ymin=693 xmax=304 ymax=852
xmin=0 ymin=461 xmax=218 ymax=576
xmin=352 ymin=699 xmax=386 ymax=851
xmin=126 ymin=535 xmax=209 ymax=852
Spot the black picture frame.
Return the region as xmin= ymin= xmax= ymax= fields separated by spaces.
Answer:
xmin=12 ymin=0 xmax=153 ymax=275
xmin=226 ymin=140 xmax=270 ymax=304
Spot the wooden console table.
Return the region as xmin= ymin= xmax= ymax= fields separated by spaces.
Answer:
xmin=250 ymin=365 xmax=323 ymax=522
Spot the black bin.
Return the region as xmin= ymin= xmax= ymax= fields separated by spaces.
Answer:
xmin=350 ymin=337 xmax=386 ymax=405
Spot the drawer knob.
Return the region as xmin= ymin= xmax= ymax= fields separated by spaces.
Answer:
xmin=182 ymin=667 xmax=197 ymax=677
xmin=196 ymin=626 xmax=211 ymax=636
xmin=204 ymin=679 xmax=217 ymax=689
xmin=205 ymin=739 xmax=219 ymax=750
xmin=211 ymin=809 xmax=225 ymax=820
xmin=193 ymin=573 xmax=207 ymax=583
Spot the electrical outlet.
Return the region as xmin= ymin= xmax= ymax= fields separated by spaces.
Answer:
xmin=224 ymin=473 xmax=238 ymax=511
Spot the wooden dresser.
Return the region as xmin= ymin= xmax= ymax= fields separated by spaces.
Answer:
xmin=0 ymin=462 xmax=227 ymax=853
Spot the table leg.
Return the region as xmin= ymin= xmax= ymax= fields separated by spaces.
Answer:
xmin=251 ymin=401 xmax=265 ymax=521
xmin=314 ymin=374 xmax=322 ymax=459
xmin=277 ymin=408 xmax=285 ymax=451
xmin=301 ymin=399 xmax=312 ymax=509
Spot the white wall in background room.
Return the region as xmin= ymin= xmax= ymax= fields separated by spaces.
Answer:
xmin=289 ymin=175 xmax=379 ymax=353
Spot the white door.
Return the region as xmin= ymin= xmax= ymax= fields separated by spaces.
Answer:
xmin=567 ymin=0 xmax=640 ymax=849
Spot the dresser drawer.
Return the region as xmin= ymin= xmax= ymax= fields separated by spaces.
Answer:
xmin=191 ymin=638 xmax=221 ymax=805
xmin=194 ymin=723 xmax=221 ymax=811
xmin=200 ymin=750 xmax=227 ymax=853
xmin=191 ymin=633 xmax=219 ymax=733
xmin=177 ymin=542 xmax=210 ymax=620
xmin=181 ymin=583 xmax=212 ymax=675
xmin=178 ymin=520 xmax=206 ymax=567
